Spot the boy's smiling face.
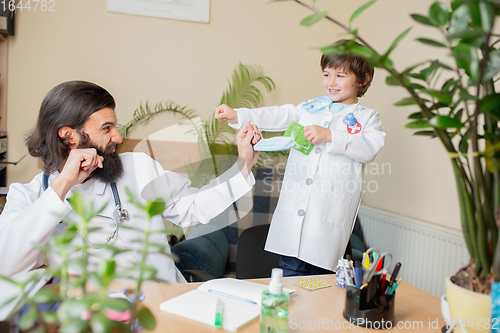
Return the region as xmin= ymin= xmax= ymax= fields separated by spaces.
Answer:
xmin=322 ymin=67 xmax=360 ymax=105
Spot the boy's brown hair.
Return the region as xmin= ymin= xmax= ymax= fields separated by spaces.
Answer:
xmin=320 ymin=39 xmax=374 ymax=97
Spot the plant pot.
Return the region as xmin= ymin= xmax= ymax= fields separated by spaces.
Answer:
xmin=445 ymin=276 xmax=491 ymax=333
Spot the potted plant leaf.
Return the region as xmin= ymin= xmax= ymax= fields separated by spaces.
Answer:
xmin=0 ymin=190 xmax=170 ymax=332
xmin=269 ymin=0 xmax=500 ymax=331
xmin=116 ymin=62 xmax=287 ymax=186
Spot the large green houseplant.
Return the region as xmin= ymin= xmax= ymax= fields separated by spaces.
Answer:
xmin=271 ymin=0 xmax=500 ymax=294
xmin=117 ymin=63 xmax=286 ymax=187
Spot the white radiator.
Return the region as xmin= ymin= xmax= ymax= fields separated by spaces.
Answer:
xmin=357 ymin=205 xmax=470 ymax=297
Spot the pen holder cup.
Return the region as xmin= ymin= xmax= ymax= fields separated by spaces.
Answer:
xmin=342 ymin=282 xmax=396 ymax=329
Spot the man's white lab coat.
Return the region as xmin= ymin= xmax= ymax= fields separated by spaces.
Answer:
xmin=0 ymin=152 xmax=254 ymax=282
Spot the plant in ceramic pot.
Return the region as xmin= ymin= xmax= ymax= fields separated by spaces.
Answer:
xmin=270 ymin=0 xmax=500 ymax=330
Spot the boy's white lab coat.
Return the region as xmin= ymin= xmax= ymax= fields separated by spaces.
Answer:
xmin=230 ymin=97 xmax=385 ymax=270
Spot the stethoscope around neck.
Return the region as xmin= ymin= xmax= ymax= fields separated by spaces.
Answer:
xmin=42 ymin=173 xmax=129 ymax=248
xmin=342 ymin=103 xmax=361 ymax=126
xmin=303 ymin=97 xmax=360 ymax=126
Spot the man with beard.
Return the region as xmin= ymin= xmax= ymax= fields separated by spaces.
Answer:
xmin=0 ymin=81 xmax=260 ymax=283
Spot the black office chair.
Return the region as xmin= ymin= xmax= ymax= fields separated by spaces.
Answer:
xmin=235 ymin=224 xmax=281 ymax=279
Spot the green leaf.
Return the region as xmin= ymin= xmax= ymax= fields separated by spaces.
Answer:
xmin=41 ymin=311 xmax=58 ymax=324
xmin=421 ymin=89 xmax=453 ymax=104
xmin=459 ymin=128 xmax=470 ymax=153
xmin=97 ymin=260 xmax=116 ymax=278
xmin=126 ymin=187 xmax=144 ymax=210
xmin=60 ymin=319 xmax=90 ymax=333
xmin=384 ymin=27 xmax=412 ymax=58
xmin=411 ymin=14 xmax=435 ymax=26
xmin=100 ymin=297 xmax=131 ymax=312
xmin=146 ymin=200 xmax=166 ymax=217
xmin=408 ymin=112 xmax=424 ymax=119
xmin=449 ymin=4 xmax=470 ymax=35
xmin=266 ymin=0 xmax=290 ymax=3
xmin=467 ymin=1 xmax=481 ymax=27
xmin=32 ymin=290 xmax=57 ymax=304
xmin=349 ymin=45 xmax=378 ymax=59
xmin=428 ymin=1 xmax=449 ymax=26
xmin=448 ymin=27 xmax=486 ymax=45
xmin=137 ymin=306 xmax=156 ymax=331
xmin=459 ymin=91 xmax=479 ymax=101
xmin=429 ymin=115 xmax=464 ymax=128
xmin=414 ymin=130 xmax=437 ymax=137
xmin=225 ymin=64 xmax=275 ymax=106
xmin=395 ymin=97 xmax=418 ymax=106
xmin=386 ymin=75 xmax=409 ymax=86
xmin=350 ymin=0 xmax=377 ymax=24
xmin=300 ymin=11 xmax=328 ymax=26
xmin=452 ymin=42 xmax=479 ymax=81
xmin=479 ymin=1 xmax=493 ymax=32
xmin=406 ymin=120 xmax=431 ymax=128
xmin=416 ymin=38 xmax=446 ymax=48
xmin=68 ymin=191 xmax=84 ymax=217
xmin=442 ymin=78 xmax=458 ymax=92
xmin=483 ymin=49 xmax=500 ymax=82
xmin=410 ymin=83 xmax=427 ymax=90
xmin=19 ymin=306 xmax=37 ymax=330
xmin=453 ymin=108 xmax=464 ymax=122
xmin=60 ymin=298 xmax=91 ymax=319
xmin=90 ymin=312 xmax=112 ymax=333
xmin=408 ymin=72 xmax=427 ymax=81
xmin=480 ymin=93 xmax=500 ymax=120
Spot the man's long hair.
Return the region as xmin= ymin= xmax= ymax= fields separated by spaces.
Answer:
xmin=26 ymin=81 xmax=116 ymax=174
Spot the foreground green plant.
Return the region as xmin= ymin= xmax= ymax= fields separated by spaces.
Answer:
xmin=1 ymin=190 xmax=173 ymax=332
xmin=273 ymin=0 xmax=500 ymax=293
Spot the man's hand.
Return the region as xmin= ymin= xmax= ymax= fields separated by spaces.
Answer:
xmin=50 ymin=148 xmax=104 ymax=200
xmin=215 ymin=104 xmax=238 ymax=123
xmin=237 ymin=123 xmax=260 ymax=176
xmin=304 ymin=125 xmax=332 ymax=144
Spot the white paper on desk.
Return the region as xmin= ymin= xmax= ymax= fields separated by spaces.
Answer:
xmin=159 ymin=278 xmax=294 ymax=332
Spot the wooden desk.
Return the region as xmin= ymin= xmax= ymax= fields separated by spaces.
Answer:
xmin=110 ymin=275 xmax=444 ymax=332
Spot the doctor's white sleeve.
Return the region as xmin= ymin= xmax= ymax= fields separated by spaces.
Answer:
xmin=228 ymin=104 xmax=303 ymax=131
xmin=0 ymin=184 xmax=72 ymax=276
xmin=142 ymin=161 xmax=255 ymax=228
xmin=326 ymin=110 xmax=386 ymax=163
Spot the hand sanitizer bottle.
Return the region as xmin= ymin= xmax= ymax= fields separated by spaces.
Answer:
xmin=260 ymin=268 xmax=290 ymax=333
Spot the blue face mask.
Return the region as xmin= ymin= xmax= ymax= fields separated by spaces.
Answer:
xmin=253 ymin=136 xmax=294 ymax=151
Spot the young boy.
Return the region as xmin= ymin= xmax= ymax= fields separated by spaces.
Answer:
xmin=215 ymin=40 xmax=386 ymax=276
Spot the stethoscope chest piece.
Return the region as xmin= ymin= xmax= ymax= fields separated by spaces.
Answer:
xmin=342 ymin=112 xmax=358 ymax=126
xmin=113 ymin=205 xmax=129 ymax=223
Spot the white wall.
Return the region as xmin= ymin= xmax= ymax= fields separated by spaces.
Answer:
xmin=6 ymin=0 xmax=461 ymax=229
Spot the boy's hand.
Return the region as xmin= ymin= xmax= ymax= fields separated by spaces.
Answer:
xmin=304 ymin=125 xmax=332 ymax=144
xmin=215 ymin=104 xmax=238 ymax=123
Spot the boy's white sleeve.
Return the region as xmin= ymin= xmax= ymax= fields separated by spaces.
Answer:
xmin=228 ymin=104 xmax=303 ymax=131
xmin=326 ymin=110 xmax=386 ymax=163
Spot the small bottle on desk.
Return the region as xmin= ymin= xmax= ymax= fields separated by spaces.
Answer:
xmin=260 ymin=268 xmax=290 ymax=333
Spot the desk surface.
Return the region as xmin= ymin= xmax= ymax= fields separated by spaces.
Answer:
xmin=111 ymin=275 xmax=444 ymax=332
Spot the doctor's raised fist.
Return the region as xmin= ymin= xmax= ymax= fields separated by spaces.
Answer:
xmin=236 ymin=123 xmax=260 ymax=173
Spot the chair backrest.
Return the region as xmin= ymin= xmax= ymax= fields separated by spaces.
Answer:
xmin=235 ymin=224 xmax=281 ymax=279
